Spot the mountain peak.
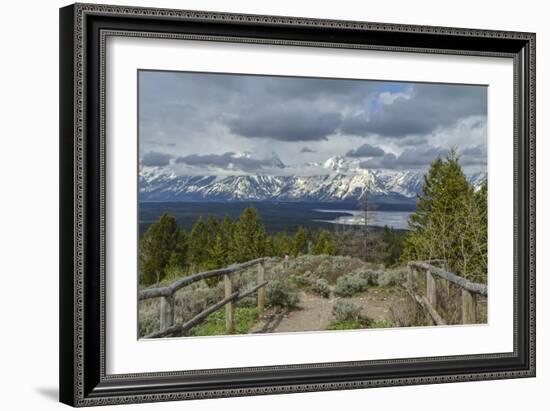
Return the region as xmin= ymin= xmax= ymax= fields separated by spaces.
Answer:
xmin=265 ymin=151 xmax=286 ymax=169
xmin=322 ymin=155 xmax=361 ymax=173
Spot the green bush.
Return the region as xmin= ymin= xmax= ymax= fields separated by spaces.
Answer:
xmin=334 ymin=274 xmax=365 ymax=297
xmin=265 ymin=280 xmax=299 ymax=308
xmin=332 ymin=299 xmax=361 ymax=322
xmin=356 ymin=270 xmax=379 ymax=286
xmin=326 ymin=320 xmax=364 ymax=330
xmin=377 ymin=269 xmax=404 ymax=287
xmin=138 ymin=305 xmax=160 ymax=337
xmin=311 ymin=278 xmax=331 ymax=298
xmin=370 ymin=319 xmax=395 ymax=329
xmin=288 ymin=273 xmax=312 ymax=288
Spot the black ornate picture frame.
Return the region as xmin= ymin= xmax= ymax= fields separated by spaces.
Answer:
xmin=59 ymin=3 xmax=535 ymax=407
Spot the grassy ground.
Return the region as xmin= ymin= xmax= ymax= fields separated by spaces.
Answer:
xmin=187 ymin=307 xmax=260 ymax=336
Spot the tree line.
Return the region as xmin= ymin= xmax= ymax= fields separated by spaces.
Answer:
xmin=402 ymin=149 xmax=487 ymax=283
xmin=139 ymin=207 xmax=339 ymax=285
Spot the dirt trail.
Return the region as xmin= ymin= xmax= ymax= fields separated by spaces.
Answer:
xmin=252 ymin=288 xmax=407 ymax=334
xmin=272 ymin=292 xmax=334 ymax=333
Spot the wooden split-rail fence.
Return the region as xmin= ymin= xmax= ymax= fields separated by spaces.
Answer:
xmin=406 ymin=261 xmax=488 ymax=325
xmin=139 ymin=258 xmax=268 ymax=338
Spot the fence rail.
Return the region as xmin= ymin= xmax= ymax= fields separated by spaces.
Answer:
xmin=139 ymin=258 xmax=268 ymax=338
xmin=406 ymin=261 xmax=487 ymax=325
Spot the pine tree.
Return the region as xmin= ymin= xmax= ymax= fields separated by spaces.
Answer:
xmin=264 ymin=236 xmax=275 ymax=257
xmin=230 ymin=207 xmax=266 ymax=263
xmin=202 ymin=215 xmax=221 ymax=269
xmin=402 ymin=149 xmax=487 ymax=282
xmin=209 ymin=232 xmax=227 ymax=269
xmin=165 ymin=250 xmax=186 ymax=281
xmin=453 ymin=180 xmax=487 ymax=282
xmin=187 ymin=217 xmax=210 ymax=269
xmin=139 ymin=213 xmax=187 ymax=286
xmin=214 ymin=215 xmax=235 ymax=266
xmin=203 ymin=232 xmax=227 ymax=287
xmin=381 ymin=225 xmax=404 ymax=267
xmin=313 ymin=229 xmax=339 ymax=255
xmin=205 ymin=216 xmax=220 ymax=241
xmin=292 ymin=226 xmax=309 ymax=256
xmin=272 ymin=232 xmax=292 ymax=257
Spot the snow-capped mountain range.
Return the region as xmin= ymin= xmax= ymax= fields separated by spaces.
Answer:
xmin=139 ymin=155 xmax=486 ymax=203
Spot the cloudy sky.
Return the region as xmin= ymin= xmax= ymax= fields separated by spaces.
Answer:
xmin=139 ymin=70 xmax=487 ymax=176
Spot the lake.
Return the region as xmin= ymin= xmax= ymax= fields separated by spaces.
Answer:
xmin=139 ymin=201 xmax=415 ymax=236
xmin=314 ymin=209 xmax=412 ymax=230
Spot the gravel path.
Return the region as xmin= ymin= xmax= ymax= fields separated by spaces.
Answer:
xmin=271 ymin=292 xmax=334 ymax=333
xmin=255 ymin=288 xmax=407 ymax=334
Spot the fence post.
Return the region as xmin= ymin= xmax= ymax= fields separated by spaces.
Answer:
xmin=407 ymin=266 xmax=415 ymax=290
xmin=160 ymin=294 xmax=174 ymax=331
xmin=462 ymin=289 xmax=478 ymax=324
xmin=257 ymin=260 xmax=265 ymax=313
xmin=443 ymin=278 xmax=450 ymax=299
xmin=426 ymin=270 xmax=437 ymax=307
xmin=224 ymin=274 xmax=234 ymax=334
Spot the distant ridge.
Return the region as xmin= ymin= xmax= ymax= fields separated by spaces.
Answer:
xmin=140 ymin=155 xmax=487 ymax=203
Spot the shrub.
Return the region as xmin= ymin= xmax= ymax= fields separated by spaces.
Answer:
xmin=334 ymin=272 xmax=368 ymax=296
xmin=289 ymin=273 xmax=312 ymax=288
xmin=377 ymin=269 xmax=404 ymax=287
xmin=265 ymin=280 xmax=299 ymax=308
xmin=355 ymin=270 xmax=379 ymax=286
xmin=332 ymin=299 xmax=361 ymax=322
xmin=326 ymin=320 xmax=364 ymax=330
xmin=370 ymin=319 xmax=395 ymax=329
xmin=311 ymin=278 xmax=331 ymax=298
xmin=138 ymin=304 xmax=160 ymax=337
xmin=236 ymin=292 xmax=260 ymax=308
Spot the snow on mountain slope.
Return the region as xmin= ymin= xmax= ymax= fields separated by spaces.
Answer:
xmin=139 ymin=156 xmax=486 ymax=202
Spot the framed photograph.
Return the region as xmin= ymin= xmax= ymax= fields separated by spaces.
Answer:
xmin=59 ymin=3 xmax=535 ymax=407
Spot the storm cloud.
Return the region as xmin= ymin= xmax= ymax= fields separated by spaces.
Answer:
xmin=458 ymin=144 xmax=487 ymax=166
xmin=341 ymin=84 xmax=487 ymax=138
xmin=141 ymin=151 xmax=172 ymax=167
xmin=227 ymin=105 xmax=342 ymax=141
xmin=346 ymin=143 xmax=385 ymax=158
xmin=360 ymin=146 xmax=449 ymax=169
xmin=359 ymin=144 xmax=487 ymax=170
xmin=139 ymin=70 xmax=487 ymax=174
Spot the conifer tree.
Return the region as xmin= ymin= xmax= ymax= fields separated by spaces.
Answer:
xmin=264 ymin=236 xmax=275 ymax=257
xmin=292 ymin=226 xmax=309 ymax=256
xmin=202 ymin=215 xmax=221 ymax=269
xmin=139 ymin=213 xmax=187 ymax=286
xmin=381 ymin=225 xmax=404 ymax=267
xmin=203 ymin=232 xmax=227 ymax=287
xmin=213 ymin=215 xmax=235 ymax=266
xmin=272 ymin=232 xmax=292 ymax=257
xmin=230 ymin=207 xmax=266 ymax=263
xmin=453 ymin=180 xmax=488 ymax=282
xmin=313 ymin=229 xmax=339 ymax=255
xmin=402 ymin=149 xmax=487 ymax=282
xmin=187 ymin=217 xmax=210 ymax=269
xmin=205 ymin=216 xmax=220 ymax=242
xmin=208 ymin=233 xmax=226 ymax=269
